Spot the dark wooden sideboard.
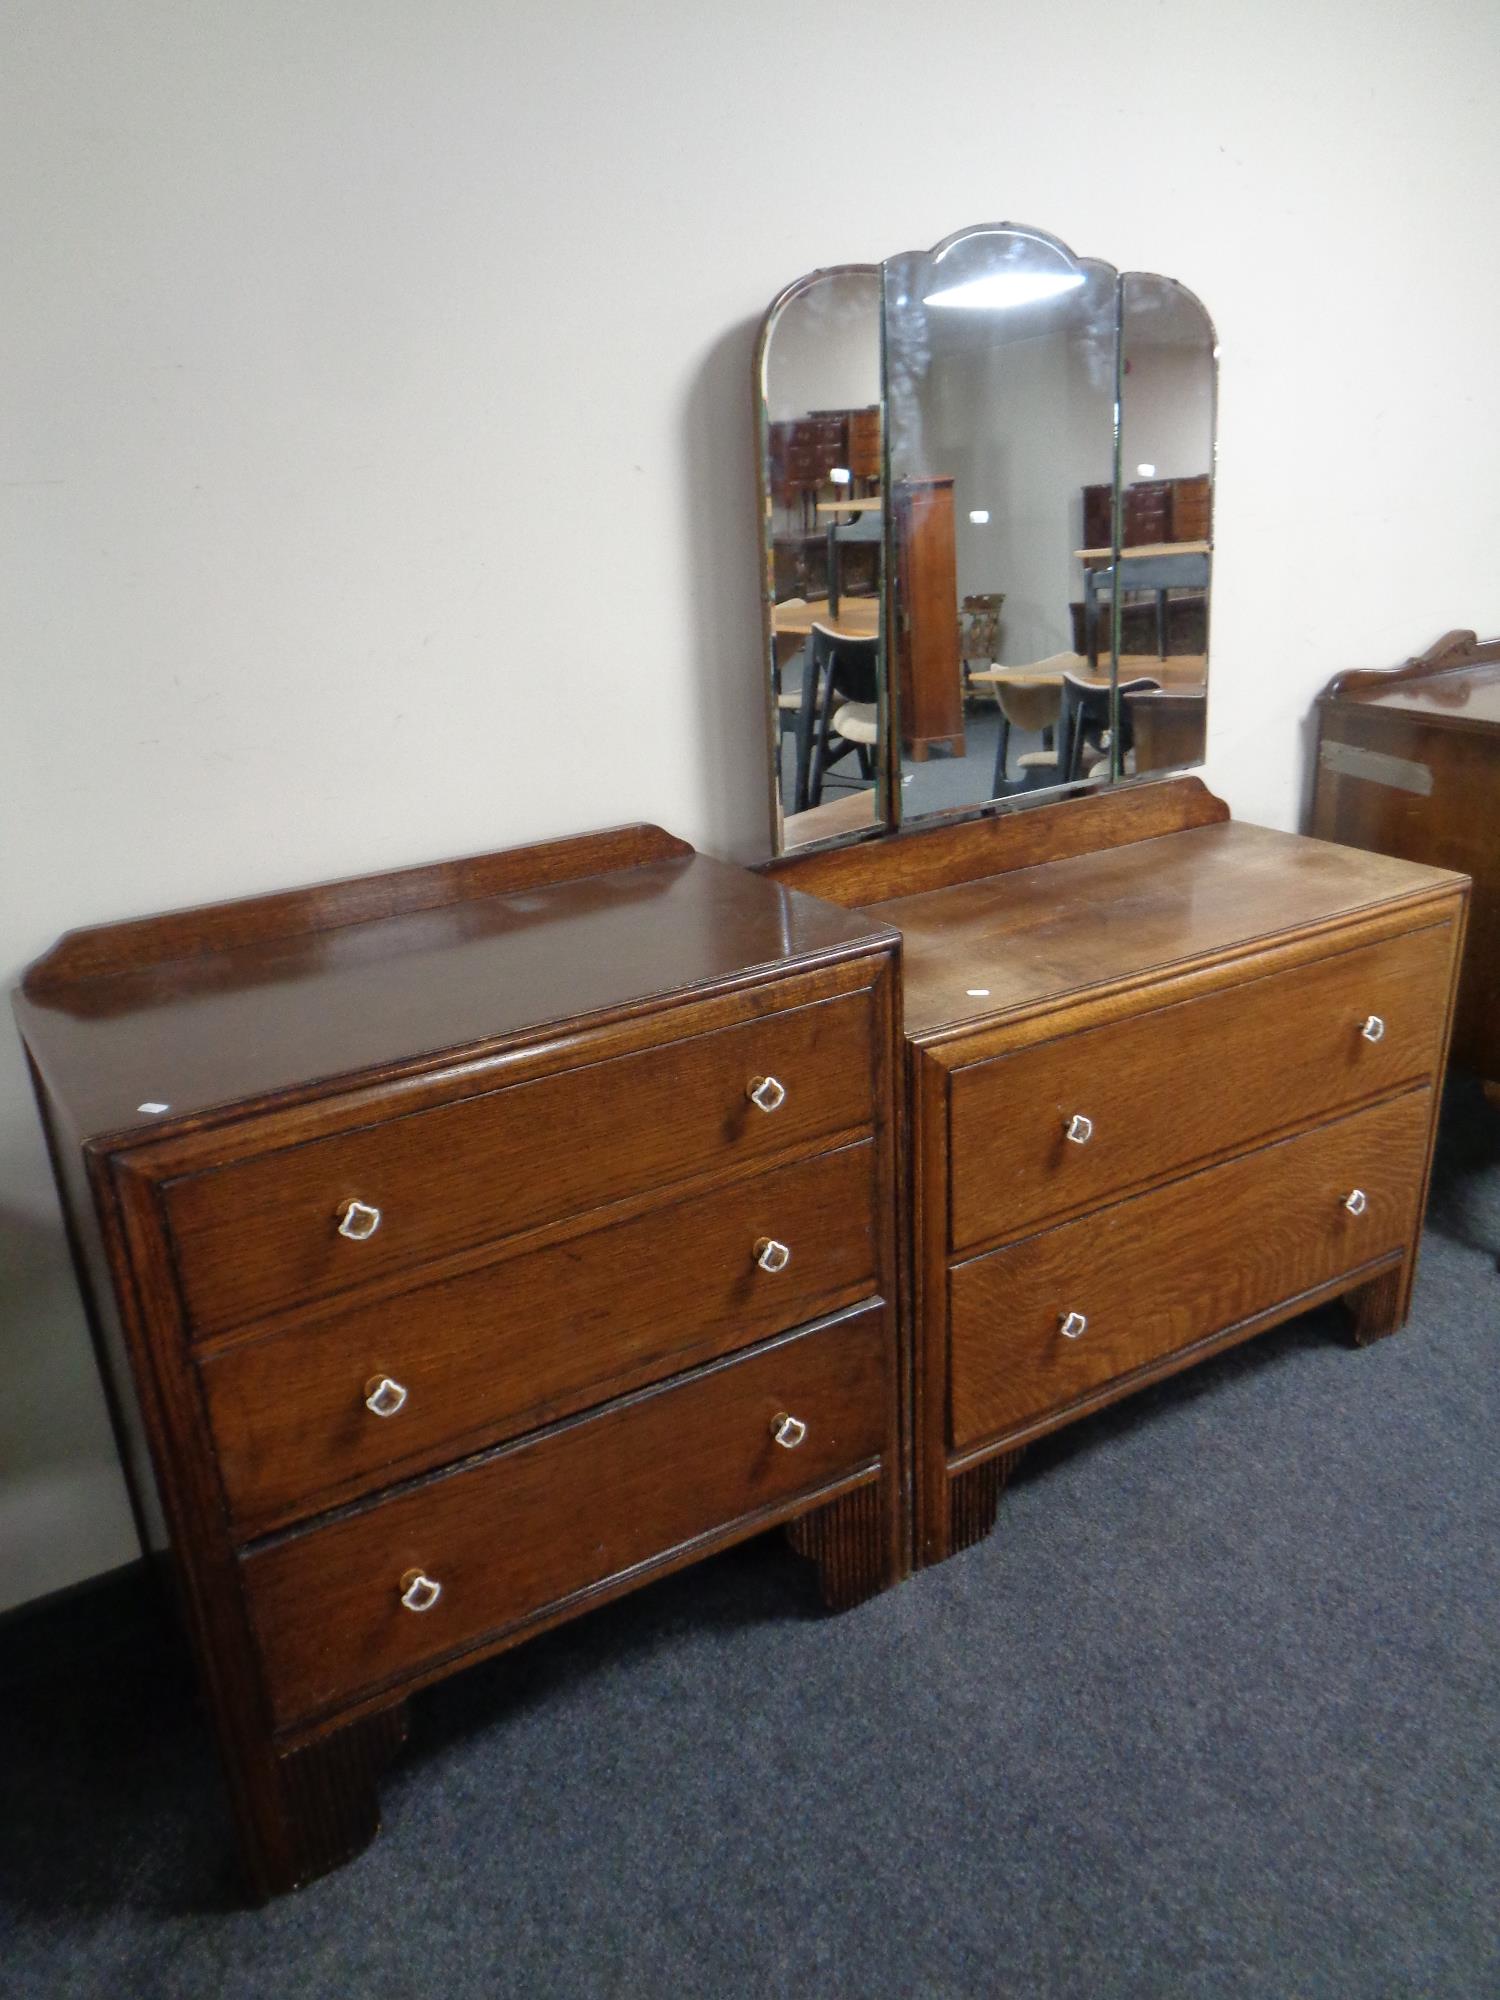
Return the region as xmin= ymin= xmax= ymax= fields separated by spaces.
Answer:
xmin=1311 ymin=628 xmax=1500 ymax=1094
xmin=765 ymin=779 xmax=1468 ymax=1564
xmin=14 ymin=826 xmax=905 ymax=1898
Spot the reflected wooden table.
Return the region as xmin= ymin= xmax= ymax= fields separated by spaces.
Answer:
xmin=772 ymin=596 xmax=880 ymax=640
xmin=783 ymin=787 xmax=880 ymax=847
xmin=1075 ymin=540 xmax=1211 ymax=670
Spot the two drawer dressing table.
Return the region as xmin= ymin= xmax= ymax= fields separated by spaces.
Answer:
xmin=765 ymin=779 xmax=1467 ymax=1563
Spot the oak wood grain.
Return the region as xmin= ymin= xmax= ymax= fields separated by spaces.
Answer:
xmin=242 ymin=1307 xmax=889 ymax=1729
xmin=760 ymin=775 xmax=1228 ymax=906
xmin=949 ymin=1089 xmax=1432 ymax=1449
xmin=16 ymin=850 xmax=893 ymax=1143
xmin=17 ymin=824 xmax=904 ymax=1897
xmin=164 ymin=987 xmax=875 ymax=1336
xmin=947 ymin=919 xmax=1456 ymax=1253
xmin=201 ymin=1139 xmax=879 ymax=1533
xmin=875 ymin=820 xmax=1465 ymax=1042
xmin=22 ymin=825 xmax=694 ymax=991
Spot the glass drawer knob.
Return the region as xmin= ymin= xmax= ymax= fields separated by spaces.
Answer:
xmin=364 ymin=1375 xmax=408 ymax=1418
xmin=748 ymin=1075 xmax=787 ymax=1113
xmin=1344 ymin=1188 xmax=1368 ymax=1216
xmin=399 ymin=1570 xmax=442 ymax=1613
xmin=773 ymin=1412 xmax=808 ymax=1449
xmin=1060 ymin=1310 xmax=1088 ymax=1339
xmin=1066 ymin=1113 xmax=1094 ymax=1145
xmin=1361 ymin=1015 xmax=1385 ymax=1043
xmin=755 ymin=1237 xmax=792 ymax=1273
xmin=338 ymin=1199 xmax=382 ymax=1241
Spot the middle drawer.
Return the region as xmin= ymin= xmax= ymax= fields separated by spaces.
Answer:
xmin=201 ymin=1138 xmax=877 ymax=1534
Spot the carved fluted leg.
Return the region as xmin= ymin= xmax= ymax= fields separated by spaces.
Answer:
xmin=1342 ymin=1263 xmax=1408 ymax=1348
xmin=237 ymin=1704 xmax=408 ymax=1901
xmin=946 ymin=1448 xmax=1027 ymax=1557
xmin=785 ymin=1480 xmax=896 ymax=1610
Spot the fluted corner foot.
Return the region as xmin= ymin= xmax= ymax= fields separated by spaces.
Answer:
xmin=785 ymin=1479 xmax=897 ymax=1611
xmin=1342 ymin=1264 xmax=1408 ymax=1348
xmin=242 ymin=1704 xmax=409 ymax=1900
xmin=946 ymin=1448 xmax=1027 ymax=1558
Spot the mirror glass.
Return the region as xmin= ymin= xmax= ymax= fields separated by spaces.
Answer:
xmin=755 ymin=268 xmax=885 ymax=851
xmin=753 ymin=227 xmax=1216 ymax=853
xmin=883 ymin=224 xmax=1120 ymax=822
xmin=1114 ymin=273 xmax=1216 ymax=779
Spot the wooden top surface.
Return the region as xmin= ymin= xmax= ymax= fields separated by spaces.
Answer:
xmin=972 ymin=654 xmax=1207 ymax=692
xmin=772 ymin=596 xmax=881 ymax=638
xmin=783 ymin=789 xmax=880 ymax=844
xmin=1348 ymin=661 xmax=1500 ymax=728
xmin=866 ymin=819 xmax=1465 ymax=1041
xmin=816 ymin=497 xmax=883 ymax=515
xmin=1074 ymin=539 xmax=1211 ymax=562
xmin=16 ymin=831 xmax=895 ymax=1143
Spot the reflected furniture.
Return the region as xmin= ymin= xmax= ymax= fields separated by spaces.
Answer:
xmin=806 ymin=624 xmax=880 ymax=808
xmin=771 ymin=595 xmax=880 ymax=641
xmin=1311 ymin=628 xmax=1500 ymax=1093
xmin=764 ymin=779 xmax=1467 ymax=1566
xmin=892 ymin=475 xmax=965 ymax=761
xmin=15 ymin=827 xmax=905 ymax=1897
xmin=1127 ymin=685 xmax=1208 ymax=774
xmin=1081 ymin=542 xmax=1212 ymax=671
xmin=757 ymin=228 xmax=1217 ymax=853
xmin=1084 ymin=475 xmax=1212 ymax=553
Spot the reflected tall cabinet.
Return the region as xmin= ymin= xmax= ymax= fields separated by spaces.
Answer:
xmin=892 ymin=475 xmax=965 ymax=761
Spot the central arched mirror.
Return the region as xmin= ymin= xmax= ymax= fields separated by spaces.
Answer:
xmin=754 ymin=223 xmax=1216 ymax=854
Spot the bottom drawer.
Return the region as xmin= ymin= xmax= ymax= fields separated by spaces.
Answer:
xmin=242 ymin=1304 xmax=888 ymax=1729
xmin=949 ymin=1089 xmax=1431 ymax=1450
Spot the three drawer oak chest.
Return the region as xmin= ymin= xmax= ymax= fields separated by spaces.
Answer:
xmin=15 ymin=825 xmax=904 ymax=1898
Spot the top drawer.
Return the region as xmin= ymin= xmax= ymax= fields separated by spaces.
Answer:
xmin=163 ymin=985 xmax=876 ymax=1336
xmin=949 ymin=921 xmax=1454 ymax=1255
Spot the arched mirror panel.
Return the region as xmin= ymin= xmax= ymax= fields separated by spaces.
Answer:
xmin=754 ymin=225 xmax=1217 ymax=855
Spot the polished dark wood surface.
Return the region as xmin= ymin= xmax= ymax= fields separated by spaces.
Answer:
xmin=163 ymin=986 xmax=875 ymax=1335
xmin=762 ymin=774 xmax=1229 ymax=905
xmin=17 ymin=835 xmax=892 ymax=1142
xmin=16 ymin=826 xmax=905 ymax=1898
xmin=202 ymin=1138 xmax=878 ymax=1534
xmin=950 ymin=1088 xmax=1431 ymax=1447
xmin=876 ymin=819 xmax=1460 ymax=1042
xmin=242 ymin=1305 xmax=889 ymax=1730
xmin=1312 ymin=630 xmax=1500 ymax=1085
xmin=947 ymin=919 xmax=1455 ymax=1253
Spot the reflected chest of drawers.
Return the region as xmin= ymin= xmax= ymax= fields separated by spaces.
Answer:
xmin=15 ymin=826 xmax=904 ymax=1898
xmin=766 ymin=780 xmax=1467 ymax=1565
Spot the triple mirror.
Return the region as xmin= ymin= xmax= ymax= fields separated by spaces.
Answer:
xmin=755 ymin=223 xmax=1216 ymax=853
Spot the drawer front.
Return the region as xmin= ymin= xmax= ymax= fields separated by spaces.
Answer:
xmin=950 ymin=922 xmax=1452 ymax=1254
xmin=166 ymin=986 xmax=875 ymax=1336
xmin=242 ymin=1304 xmax=889 ymax=1728
xmin=202 ymin=1139 xmax=879 ymax=1532
xmin=949 ymin=1088 xmax=1431 ymax=1450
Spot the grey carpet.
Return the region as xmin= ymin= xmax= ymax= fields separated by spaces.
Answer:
xmin=4 ymin=1080 xmax=1497 ymax=1998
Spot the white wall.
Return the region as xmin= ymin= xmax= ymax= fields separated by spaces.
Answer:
xmin=4 ymin=0 xmax=1499 ymax=1611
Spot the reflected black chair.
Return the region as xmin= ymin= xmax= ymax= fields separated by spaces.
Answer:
xmin=807 ymin=624 xmax=880 ymax=809
xmin=1059 ymin=670 xmax=1162 ymax=780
